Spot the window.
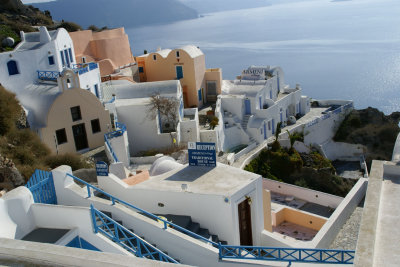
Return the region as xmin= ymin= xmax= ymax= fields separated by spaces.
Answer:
xmin=70 ymin=106 xmax=82 ymax=121
xmin=64 ymin=50 xmax=70 ymax=67
xmin=60 ymin=51 xmax=65 ymax=66
xmin=48 ymin=56 xmax=55 ymax=65
xmin=176 ymin=66 xmax=183 ymax=79
xmin=176 ymin=51 xmax=180 ymax=58
xmin=138 ymin=66 xmax=144 ymax=73
xmin=153 ymin=54 xmax=157 ymax=61
xmin=91 ymin=119 xmax=101 ymax=133
xmin=94 ymin=84 xmax=99 ymax=98
xmin=68 ymin=48 xmax=73 ymax=62
xmin=206 ymin=81 xmax=217 ymax=96
xmin=55 ymin=128 xmax=67 ymax=145
xmin=7 ymin=60 xmax=19 ymax=75
xmin=198 ymin=89 xmax=202 ymax=101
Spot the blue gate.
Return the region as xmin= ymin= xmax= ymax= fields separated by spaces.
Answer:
xmin=25 ymin=170 xmax=57 ymax=204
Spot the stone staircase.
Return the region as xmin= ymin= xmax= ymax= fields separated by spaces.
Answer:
xmin=148 ymin=213 xmax=227 ymax=247
xmin=96 ymin=210 xmax=180 ymax=263
xmin=241 ymin=115 xmax=251 ymax=131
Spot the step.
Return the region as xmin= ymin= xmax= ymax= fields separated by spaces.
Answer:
xmin=198 ymin=228 xmax=210 ymax=240
xmin=187 ymin=222 xmax=200 ymax=234
xmin=99 ymin=210 xmax=112 ymax=218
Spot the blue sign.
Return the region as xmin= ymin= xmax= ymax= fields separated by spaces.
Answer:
xmin=188 ymin=142 xmax=216 ymax=167
xmin=96 ymin=161 xmax=109 ymax=176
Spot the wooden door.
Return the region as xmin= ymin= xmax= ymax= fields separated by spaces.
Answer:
xmin=72 ymin=123 xmax=89 ymax=151
xmin=238 ymin=198 xmax=253 ymax=245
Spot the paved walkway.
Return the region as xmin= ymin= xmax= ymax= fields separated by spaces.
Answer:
xmin=329 ymin=205 xmax=364 ymax=250
xmin=372 ymin=174 xmax=400 ymax=266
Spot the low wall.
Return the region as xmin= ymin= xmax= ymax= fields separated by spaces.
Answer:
xmin=0 ymin=238 xmax=181 ymax=267
xmin=320 ymin=141 xmax=366 ymax=161
xmin=263 ymin=179 xmax=343 ymax=208
xmin=234 ymin=142 xmax=257 ymax=161
xmin=272 ymin=207 xmax=327 ymax=232
xmin=131 ymin=154 xmax=164 ymax=165
xmin=311 ymin=178 xmax=368 ymax=248
xmin=30 ymin=204 xmax=127 ymax=255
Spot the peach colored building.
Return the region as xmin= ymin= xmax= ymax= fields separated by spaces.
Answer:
xmin=136 ymin=46 xmax=222 ymax=108
xmin=21 ymin=70 xmax=111 ymax=154
xmin=69 ymin=28 xmax=135 ymax=78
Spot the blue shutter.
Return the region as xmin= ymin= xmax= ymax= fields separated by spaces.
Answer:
xmin=60 ymin=51 xmax=65 ymax=66
xmin=7 ymin=60 xmax=19 ymax=75
xmin=198 ymin=89 xmax=202 ymax=101
xmin=176 ymin=66 xmax=183 ymax=79
xmin=94 ymin=84 xmax=99 ymax=98
xmin=64 ymin=50 xmax=70 ymax=67
xmin=68 ymin=48 xmax=73 ymax=62
xmin=48 ymin=56 xmax=55 ymax=65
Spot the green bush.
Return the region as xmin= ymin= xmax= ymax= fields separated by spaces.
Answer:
xmin=54 ymin=21 xmax=82 ymax=32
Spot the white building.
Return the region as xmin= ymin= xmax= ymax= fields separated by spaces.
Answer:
xmin=216 ymin=66 xmax=310 ymax=152
xmin=110 ymin=80 xmax=186 ymax=155
xmin=0 ymin=26 xmax=102 ymax=98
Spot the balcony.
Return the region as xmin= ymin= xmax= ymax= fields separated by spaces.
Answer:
xmin=37 ymin=62 xmax=99 ymax=81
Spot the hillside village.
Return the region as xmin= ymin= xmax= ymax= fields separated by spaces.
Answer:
xmin=0 ymin=1 xmax=400 ymax=267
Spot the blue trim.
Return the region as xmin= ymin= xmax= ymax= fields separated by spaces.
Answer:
xmin=90 ymin=206 xmax=179 ymax=263
xmin=104 ymin=122 xmax=126 ymax=163
xmin=94 ymin=84 xmax=99 ymax=98
xmin=68 ymin=48 xmax=73 ymax=63
xmin=48 ymin=56 xmax=55 ymax=65
xmin=219 ymin=244 xmax=355 ymax=264
xmin=37 ymin=70 xmax=60 ymax=81
xmin=198 ymin=89 xmax=202 ymax=102
xmin=60 ymin=51 xmax=65 ymax=66
xmin=245 ymin=99 xmax=251 ymax=115
xmin=25 ymin=170 xmax=57 ymax=204
xmin=7 ymin=60 xmax=19 ymax=75
xmin=66 ymin=236 xmax=101 ymax=251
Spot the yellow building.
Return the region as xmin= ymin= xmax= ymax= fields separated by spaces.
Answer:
xmin=136 ymin=45 xmax=222 ymax=108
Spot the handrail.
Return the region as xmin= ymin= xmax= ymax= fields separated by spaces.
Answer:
xmin=219 ymin=244 xmax=355 ymax=264
xmin=104 ymin=137 xmax=119 ymax=163
xmin=103 ymin=122 xmax=127 ymax=163
xmin=67 ymin=173 xmax=218 ymax=247
xmin=90 ymin=206 xmax=179 ymax=264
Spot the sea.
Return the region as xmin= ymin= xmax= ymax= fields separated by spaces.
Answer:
xmin=126 ymin=0 xmax=400 ymax=114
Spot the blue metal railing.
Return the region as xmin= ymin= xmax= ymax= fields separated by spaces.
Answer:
xmin=90 ymin=206 xmax=179 ymax=264
xmin=66 ymin=173 xmax=219 ymax=247
xmin=37 ymin=70 xmax=60 ymax=81
xmin=219 ymin=245 xmax=355 ymax=264
xmin=26 ymin=170 xmax=57 ymax=204
xmin=104 ymin=122 xmax=127 ymax=163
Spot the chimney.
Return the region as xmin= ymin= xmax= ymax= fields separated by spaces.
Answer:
xmin=20 ymin=31 xmax=25 ymax=42
xmin=39 ymin=26 xmax=51 ymax=44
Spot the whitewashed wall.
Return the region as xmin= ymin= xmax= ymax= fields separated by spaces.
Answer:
xmin=262 ymin=179 xmax=343 ymax=208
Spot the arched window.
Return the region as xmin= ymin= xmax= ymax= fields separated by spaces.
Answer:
xmin=7 ymin=60 xmax=19 ymax=76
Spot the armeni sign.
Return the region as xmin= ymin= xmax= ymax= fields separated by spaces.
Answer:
xmin=188 ymin=142 xmax=216 ymax=167
xmin=96 ymin=161 xmax=109 ymax=176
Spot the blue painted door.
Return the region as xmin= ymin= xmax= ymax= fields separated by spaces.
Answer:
xmin=272 ymin=119 xmax=275 ymax=134
xmin=263 ymin=122 xmax=267 ymax=139
xmin=176 ymin=66 xmax=183 ymax=79
xmin=245 ymin=99 xmax=251 ymax=115
xmin=277 ymin=75 xmax=280 ymax=92
xmin=259 ymin=96 xmax=262 ymax=109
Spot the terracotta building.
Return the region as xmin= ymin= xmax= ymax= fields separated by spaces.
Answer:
xmin=69 ymin=28 xmax=135 ymax=78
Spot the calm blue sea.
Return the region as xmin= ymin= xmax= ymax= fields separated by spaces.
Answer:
xmin=126 ymin=0 xmax=400 ymax=114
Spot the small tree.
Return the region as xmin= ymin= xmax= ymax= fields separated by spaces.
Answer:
xmin=147 ymin=93 xmax=180 ymax=145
